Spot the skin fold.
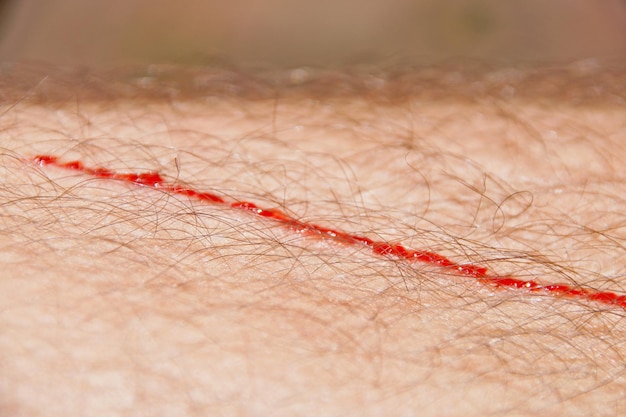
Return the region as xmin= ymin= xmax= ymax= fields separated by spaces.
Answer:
xmin=0 ymin=65 xmax=626 ymax=416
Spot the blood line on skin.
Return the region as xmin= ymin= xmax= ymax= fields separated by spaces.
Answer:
xmin=32 ymin=154 xmax=626 ymax=310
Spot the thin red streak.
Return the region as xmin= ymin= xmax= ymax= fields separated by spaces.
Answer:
xmin=31 ymin=155 xmax=626 ymax=310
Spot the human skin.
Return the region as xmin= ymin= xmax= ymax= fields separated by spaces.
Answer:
xmin=1 ymin=65 xmax=626 ymax=416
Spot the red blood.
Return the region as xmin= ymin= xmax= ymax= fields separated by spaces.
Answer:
xmin=91 ymin=168 xmax=115 ymax=178
xmin=351 ymin=235 xmax=374 ymax=246
xmin=487 ymin=277 xmax=538 ymax=289
xmin=257 ymin=208 xmax=288 ymax=220
xmin=33 ymin=155 xmax=58 ymax=165
xmin=543 ymin=284 xmax=577 ymax=295
xmin=231 ymin=201 xmax=261 ymax=213
xmin=134 ymin=172 xmax=164 ymax=186
xmin=392 ymin=244 xmax=411 ymax=257
xmin=312 ymin=226 xmax=340 ymax=238
xmin=288 ymin=222 xmax=314 ymax=234
xmin=116 ymin=173 xmax=134 ymax=183
xmin=457 ymin=264 xmax=488 ymax=278
xmin=170 ymin=185 xmax=199 ymax=199
xmin=373 ymin=243 xmax=395 ymax=256
xmin=196 ymin=192 xmax=225 ymax=203
xmin=589 ymin=292 xmax=620 ymax=304
xmin=30 ymin=154 xmax=626 ymax=311
xmin=308 ymin=225 xmax=355 ymax=243
xmin=562 ymin=288 xmax=588 ymax=298
xmin=64 ymin=161 xmax=84 ymax=170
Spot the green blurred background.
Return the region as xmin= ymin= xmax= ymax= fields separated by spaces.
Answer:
xmin=0 ymin=0 xmax=625 ymax=66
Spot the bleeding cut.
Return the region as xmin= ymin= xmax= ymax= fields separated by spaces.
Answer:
xmin=31 ymin=154 xmax=626 ymax=310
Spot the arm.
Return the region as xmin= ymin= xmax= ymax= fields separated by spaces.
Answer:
xmin=1 ymin=65 xmax=626 ymax=416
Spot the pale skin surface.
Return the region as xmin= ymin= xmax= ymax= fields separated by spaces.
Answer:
xmin=1 ymin=66 xmax=626 ymax=416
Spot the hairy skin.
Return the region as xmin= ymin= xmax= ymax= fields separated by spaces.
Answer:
xmin=1 ymin=65 xmax=626 ymax=416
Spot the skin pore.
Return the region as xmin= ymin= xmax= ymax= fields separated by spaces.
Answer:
xmin=1 ymin=64 xmax=626 ymax=416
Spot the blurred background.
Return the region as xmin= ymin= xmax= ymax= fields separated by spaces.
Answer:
xmin=0 ymin=0 xmax=625 ymax=66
